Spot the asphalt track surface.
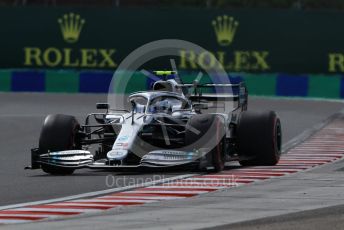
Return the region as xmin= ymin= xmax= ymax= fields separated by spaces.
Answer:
xmin=0 ymin=93 xmax=343 ymax=207
xmin=206 ymin=204 xmax=344 ymax=230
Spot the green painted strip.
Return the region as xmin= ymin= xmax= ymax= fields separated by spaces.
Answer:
xmin=181 ymin=74 xmax=198 ymax=94
xmin=126 ymin=72 xmax=149 ymax=94
xmin=242 ymin=73 xmax=277 ymax=96
xmin=45 ymin=71 xmax=79 ymax=93
xmin=111 ymin=71 xmax=147 ymax=94
xmin=0 ymin=70 xmax=11 ymax=92
xmin=308 ymin=74 xmax=340 ymax=99
xmin=181 ymin=73 xmax=215 ymax=94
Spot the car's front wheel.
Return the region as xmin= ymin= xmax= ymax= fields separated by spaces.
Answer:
xmin=39 ymin=114 xmax=81 ymax=175
xmin=185 ymin=114 xmax=226 ymax=172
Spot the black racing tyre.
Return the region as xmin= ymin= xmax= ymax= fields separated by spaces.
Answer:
xmin=185 ymin=114 xmax=226 ymax=172
xmin=237 ymin=111 xmax=282 ymax=166
xmin=39 ymin=114 xmax=81 ymax=175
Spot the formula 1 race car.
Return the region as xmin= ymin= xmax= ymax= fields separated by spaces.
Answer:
xmin=27 ymin=71 xmax=282 ymax=175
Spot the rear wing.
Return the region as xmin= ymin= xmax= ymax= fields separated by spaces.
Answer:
xmin=178 ymin=81 xmax=248 ymax=111
xmin=149 ymin=70 xmax=248 ymax=111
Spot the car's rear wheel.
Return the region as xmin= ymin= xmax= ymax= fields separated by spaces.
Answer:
xmin=185 ymin=114 xmax=226 ymax=172
xmin=39 ymin=114 xmax=81 ymax=175
xmin=237 ymin=111 xmax=282 ymax=166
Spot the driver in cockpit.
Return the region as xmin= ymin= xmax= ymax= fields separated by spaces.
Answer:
xmin=149 ymin=99 xmax=173 ymax=114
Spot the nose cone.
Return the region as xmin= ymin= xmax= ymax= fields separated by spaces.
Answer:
xmin=107 ymin=149 xmax=128 ymax=160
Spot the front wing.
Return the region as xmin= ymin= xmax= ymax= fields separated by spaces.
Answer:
xmin=27 ymin=148 xmax=212 ymax=172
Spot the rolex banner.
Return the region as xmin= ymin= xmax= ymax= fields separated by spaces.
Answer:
xmin=0 ymin=7 xmax=344 ymax=74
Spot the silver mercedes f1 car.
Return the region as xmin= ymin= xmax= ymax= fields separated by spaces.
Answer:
xmin=27 ymin=71 xmax=282 ymax=175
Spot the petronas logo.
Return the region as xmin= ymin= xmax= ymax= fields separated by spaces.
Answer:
xmin=212 ymin=15 xmax=239 ymax=46
xmin=58 ymin=13 xmax=85 ymax=43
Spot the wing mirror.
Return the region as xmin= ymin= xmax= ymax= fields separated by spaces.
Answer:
xmin=96 ymin=103 xmax=109 ymax=110
xmin=193 ymin=103 xmax=208 ymax=112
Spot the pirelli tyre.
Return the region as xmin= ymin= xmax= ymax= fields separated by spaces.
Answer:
xmin=185 ymin=114 xmax=226 ymax=172
xmin=237 ymin=111 xmax=282 ymax=166
xmin=39 ymin=114 xmax=81 ymax=175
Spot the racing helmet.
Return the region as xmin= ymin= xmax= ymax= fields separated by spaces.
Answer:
xmin=151 ymin=100 xmax=173 ymax=114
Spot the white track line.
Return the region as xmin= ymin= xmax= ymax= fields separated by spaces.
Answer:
xmin=0 ymin=214 xmax=57 ymax=218
xmin=14 ymin=207 xmax=99 ymax=213
xmin=70 ymin=199 xmax=155 ymax=203
xmin=48 ymin=203 xmax=119 ymax=208
xmin=148 ymin=185 xmax=228 ymax=189
xmin=100 ymin=195 xmax=184 ymax=200
xmin=0 ymin=219 xmax=30 ymax=224
xmin=125 ymin=190 xmax=208 ymax=195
